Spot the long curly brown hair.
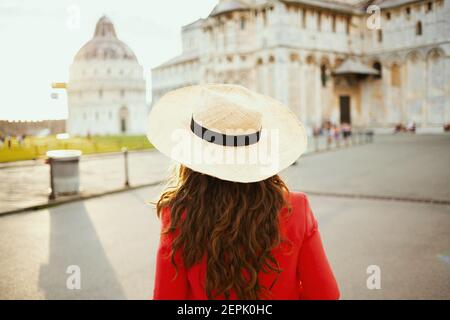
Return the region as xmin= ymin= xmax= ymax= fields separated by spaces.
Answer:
xmin=156 ymin=164 xmax=291 ymax=300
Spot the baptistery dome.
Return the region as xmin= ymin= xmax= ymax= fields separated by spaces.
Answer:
xmin=74 ymin=16 xmax=137 ymax=62
xmin=67 ymin=16 xmax=147 ymax=137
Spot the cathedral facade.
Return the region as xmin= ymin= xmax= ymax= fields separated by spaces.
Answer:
xmin=151 ymin=0 xmax=449 ymax=132
xmin=67 ymin=16 xmax=148 ymax=136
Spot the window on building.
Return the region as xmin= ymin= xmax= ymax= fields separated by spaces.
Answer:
xmin=386 ymin=11 xmax=391 ymax=20
xmin=95 ymin=112 xmax=99 ymax=120
xmin=391 ymin=64 xmax=400 ymax=87
xmin=302 ymin=9 xmax=306 ymax=28
xmin=320 ymin=64 xmax=327 ymax=87
xmin=334 ymin=58 xmax=344 ymax=68
xmin=262 ymin=9 xmax=267 ymax=26
xmin=332 ymin=15 xmax=336 ymax=32
xmin=109 ymin=111 xmax=112 ymax=119
xmin=406 ymin=7 xmax=411 ymax=17
xmin=377 ymin=29 xmax=383 ymax=42
xmin=427 ymin=2 xmax=433 ymax=12
xmin=346 ymin=17 xmax=350 ymax=34
xmin=119 ymin=106 xmax=129 ymax=133
xmin=416 ymin=21 xmax=422 ymax=35
xmin=99 ymin=89 xmax=103 ymax=98
xmin=373 ymin=62 xmax=382 ymax=79
xmin=240 ymin=18 xmax=246 ymax=30
xmin=107 ymin=68 xmax=111 ymax=75
xmin=317 ymin=12 xmax=321 ymax=31
xmin=120 ymin=89 xmax=125 ymax=97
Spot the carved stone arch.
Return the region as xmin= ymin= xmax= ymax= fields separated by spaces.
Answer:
xmin=305 ymin=54 xmax=315 ymax=65
xmin=405 ymin=49 xmax=426 ymax=123
xmin=367 ymin=56 xmax=382 ymax=66
xmin=425 ymin=47 xmax=445 ymax=124
xmin=119 ymin=106 xmax=129 ymax=134
xmin=255 ymin=56 xmax=265 ymax=94
xmin=334 ymin=57 xmax=344 ymax=68
xmin=319 ymin=56 xmax=331 ymax=87
xmin=290 ymin=52 xmax=300 ymax=63
xmin=320 ymin=55 xmax=331 ymax=67
xmin=385 ymin=54 xmax=403 ymax=68
xmin=390 ymin=63 xmax=401 ymax=87
xmin=369 ymin=57 xmax=383 ymax=79
xmin=426 ymin=47 xmax=445 ymax=60
xmin=406 ymin=50 xmax=423 ymax=63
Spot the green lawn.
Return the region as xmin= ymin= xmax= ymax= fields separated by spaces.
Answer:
xmin=0 ymin=135 xmax=154 ymax=163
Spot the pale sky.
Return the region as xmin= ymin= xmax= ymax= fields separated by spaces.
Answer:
xmin=0 ymin=0 xmax=216 ymax=120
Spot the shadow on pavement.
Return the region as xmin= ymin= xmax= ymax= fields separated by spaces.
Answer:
xmin=38 ymin=202 xmax=125 ymax=299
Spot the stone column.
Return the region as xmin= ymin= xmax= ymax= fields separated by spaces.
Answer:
xmin=299 ymin=62 xmax=307 ymax=124
xmin=400 ymin=62 xmax=407 ymax=124
xmin=422 ymin=58 xmax=428 ymax=128
xmin=314 ymin=64 xmax=322 ymax=128
xmin=274 ymin=51 xmax=289 ymax=105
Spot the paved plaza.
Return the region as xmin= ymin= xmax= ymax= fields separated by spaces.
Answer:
xmin=0 ymin=134 xmax=449 ymax=299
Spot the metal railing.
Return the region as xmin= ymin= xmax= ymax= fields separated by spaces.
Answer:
xmin=311 ymin=130 xmax=374 ymax=153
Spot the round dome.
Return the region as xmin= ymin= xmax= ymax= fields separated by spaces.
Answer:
xmin=209 ymin=0 xmax=249 ymax=17
xmin=74 ymin=16 xmax=137 ymax=62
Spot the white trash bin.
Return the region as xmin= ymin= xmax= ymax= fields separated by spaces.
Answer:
xmin=46 ymin=150 xmax=82 ymax=198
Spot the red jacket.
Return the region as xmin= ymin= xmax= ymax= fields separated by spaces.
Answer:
xmin=153 ymin=192 xmax=339 ymax=300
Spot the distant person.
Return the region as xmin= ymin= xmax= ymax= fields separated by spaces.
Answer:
xmin=341 ymin=122 xmax=351 ymax=146
xmin=341 ymin=122 xmax=351 ymax=138
xmin=332 ymin=124 xmax=340 ymax=146
xmin=325 ymin=122 xmax=333 ymax=147
xmin=312 ymin=126 xmax=321 ymax=151
xmin=394 ymin=123 xmax=403 ymax=133
xmin=149 ymin=84 xmax=339 ymax=300
xmin=444 ymin=123 xmax=450 ymax=132
xmin=17 ymin=134 xmax=23 ymax=147
xmin=6 ymin=135 xmax=11 ymax=149
xmin=407 ymin=121 xmax=416 ymax=133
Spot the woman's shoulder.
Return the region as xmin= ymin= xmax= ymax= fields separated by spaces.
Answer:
xmin=285 ymin=191 xmax=309 ymax=216
xmin=281 ymin=191 xmax=318 ymax=241
xmin=159 ymin=206 xmax=171 ymax=227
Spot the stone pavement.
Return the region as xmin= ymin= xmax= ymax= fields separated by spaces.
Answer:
xmin=0 ymin=134 xmax=449 ymax=299
xmin=0 ymin=182 xmax=449 ymax=299
xmin=281 ymin=134 xmax=450 ymax=202
xmin=0 ymin=135 xmax=340 ymax=214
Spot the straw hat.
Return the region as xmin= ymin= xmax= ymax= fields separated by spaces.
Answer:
xmin=147 ymin=84 xmax=307 ymax=183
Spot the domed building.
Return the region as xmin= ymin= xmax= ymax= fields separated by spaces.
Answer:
xmin=67 ymin=16 xmax=147 ymax=136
